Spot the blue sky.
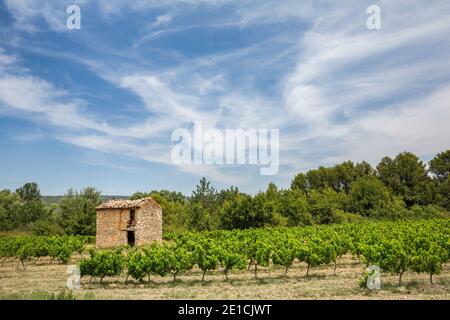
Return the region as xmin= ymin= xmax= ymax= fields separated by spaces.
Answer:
xmin=0 ymin=0 xmax=449 ymax=195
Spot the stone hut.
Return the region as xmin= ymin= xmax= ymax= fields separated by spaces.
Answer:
xmin=95 ymin=197 xmax=162 ymax=248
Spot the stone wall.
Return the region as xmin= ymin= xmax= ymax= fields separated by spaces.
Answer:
xmin=96 ymin=209 xmax=128 ymax=248
xmin=135 ymin=203 xmax=162 ymax=245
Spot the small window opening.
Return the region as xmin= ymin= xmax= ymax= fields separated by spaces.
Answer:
xmin=129 ymin=210 xmax=136 ymax=224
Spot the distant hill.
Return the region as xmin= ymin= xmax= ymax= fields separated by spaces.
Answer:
xmin=42 ymin=195 xmax=129 ymax=205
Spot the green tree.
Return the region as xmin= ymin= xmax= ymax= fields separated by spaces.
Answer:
xmin=429 ymin=150 xmax=450 ymax=210
xmin=32 ymin=218 xmax=62 ymax=236
xmin=219 ymin=194 xmax=253 ymax=230
xmin=308 ymin=188 xmax=348 ymax=224
xmin=145 ymin=191 xmax=190 ymax=233
xmin=16 ymin=182 xmax=41 ymax=203
xmin=58 ymin=187 xmax=101 ymax=235
xmin=279 ymin=189 xmax=313 ymax=226
xmin=188 ymin=203 xmax=211 ymax=232
xmin=335 ymin=161 xmax=356 ymax=192
xmin=191 ymin=178 xmax=218 ymax=228
xmin=377 ymin=152 xmax=432 ymax=207
xmin=290 ymin=173 xmax=309 ymax=192
xmin=348 ymin=176 xmax=393 ymax=217
xmin=429 ymin=150 xmax=450 ymax=182
xmin=354 ymin=161 xmax=376 ymax=178
xmin=0 ymin=189 xmax=22 ymax=230
xmin=434 ymin=176 xmax=450 ymax=210
xmin=217 ymin=186 xmax=241 ymax=206
xmin=15 ymin=182 xmax=47 ymax=224
xmin=306 ymin=167 xmax=339 ymax=191
xmin=129 ymin=191 xmax=149 ymax=200
xmin=220 ymin=191 xmax=279 ymax=230
xmin=191 ymin=177 xmax=217 ymax=210
xmin=257 ymin=183 xmax=285 ymax=226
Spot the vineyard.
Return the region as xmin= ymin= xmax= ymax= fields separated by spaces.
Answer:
xmin=2 ymin=219 xmax=448 ymax=293
xmin=0 ymin=235 xmax=94 ymax=268
xmin=77 ymin=219 xmax=449 ymax=286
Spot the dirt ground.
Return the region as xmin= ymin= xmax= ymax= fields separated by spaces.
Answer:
xmin=1 ymin=254 xmax=449 ymax=300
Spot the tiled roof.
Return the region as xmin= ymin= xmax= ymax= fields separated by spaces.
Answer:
xmin=96 ymin=197 xmax=160 ymax=210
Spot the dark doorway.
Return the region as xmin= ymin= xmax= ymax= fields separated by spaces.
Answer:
xmin=127 ymin=231 xmax=135 ymax=246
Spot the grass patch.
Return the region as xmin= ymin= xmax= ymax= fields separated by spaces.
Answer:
xmin=0 ymin=290 xmax=95 ymax=300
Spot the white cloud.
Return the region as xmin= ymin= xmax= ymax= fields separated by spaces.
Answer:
xmin=341 ymin=85 xmax=450 ymax=162
xmin=119 ymin=74 xmax=208 ymax=122
xmin=2 ymin=1 xmax=450 ymax=190
xmin=153 ymin=14 xmax=172 ymax=27
xmin=5 ymin=0 xmax=88 ymax=32
xmin=277 ymin=1 xmax=450 ymax=177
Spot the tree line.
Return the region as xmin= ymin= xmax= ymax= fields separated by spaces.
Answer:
xmin=0 ymin=184 xmax=102 ymax=235
xmin=0 ymin=150 xmax=449 ymax=235
xmin=137 ymin=150 xmax=450 ymax=232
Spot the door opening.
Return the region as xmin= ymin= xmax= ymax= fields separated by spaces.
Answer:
xmin=127 ymin=231 xmax=135 ymax=246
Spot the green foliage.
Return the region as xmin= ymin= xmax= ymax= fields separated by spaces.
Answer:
xmin=79 ymin=248 xmax=125 ymax=282
xmin=429 ymin=150 xmax=450 ymax=210
xmin=411 ymin=242 xmax=447 ymax=284
xmin=190 ymin=177 xmax=220 ymax=230
xmin=4 ymin=219 xmax=445 ymax=288
xmin=15 ymin=182 xmax=48 ymax=225
xmin=191 ymin=177 xmax=218 ymax=211
xmin=16 ymin=183 xmax=41 ymax=203
xmin=371 ymin=240 xmax=411 ymax=285
xmin=308 ymin=188 xmax=348 ymax=224
xmin=146 ymin=244 xmax=172 ymax=277
xmin=169 ymin=245 xmax=194 ymax=280
xmin=58 ymin=187 xmax=101 ymax=235
xmin=219 ymin=194 xmax=253 ymax=229
xmin=217 ymin=239 xmax=246 ymax=280
xmin=0 ymin=190 xmax=22 ymax=230
xmin=434 ymin=176 xmax=450 ymax=210
xmin=348 ymin=176 xmax=393 ymax=217
xmin=4 ymin=150 xmax=450 ymax=236
xmin=290 ymin=173 xmax=309 ymax=192
xmin=188 ymin=203 xmax=211 ymax=232
xmin=0 ymin=235 xmax=91 ymax=267
xmin=125 ymin=249 xmax=149 ymax=282
xmin=32 ymin=218 xmax=62 ymax=236
xmin=192 ymin=238 xmax=220 ymax=280
xmin=272 ymin=237 xmax=297 ymax=276
xmin=377 ymin=152 xmax=432 ymax=207
xmin=429 ymin=150 xmax=450 ymax=182
xmin=407 ymin=205 xmax=449 ymax=219
xmin=220 ymin=192 xmax=280 ymax=230
xmin=279 ymin=190 xmax=313 ymax=226
xmin=245 ymin=236 xmax=272 ymax=278
xmin=296 ymin=239 xmax=336 ymax=275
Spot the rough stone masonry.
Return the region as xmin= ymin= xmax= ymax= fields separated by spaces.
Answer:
xmin=95 ymin=197 xmax=162 ymax=248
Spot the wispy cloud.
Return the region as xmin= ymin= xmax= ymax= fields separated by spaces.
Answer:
xmin=153 ymin=14 xmax=172 ymax=27
xmin=1 ymin=1 xmax=450 ymax=192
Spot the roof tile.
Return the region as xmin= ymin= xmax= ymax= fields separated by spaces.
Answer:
xmin=96 ymin=197 xmax=160 ymax=210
